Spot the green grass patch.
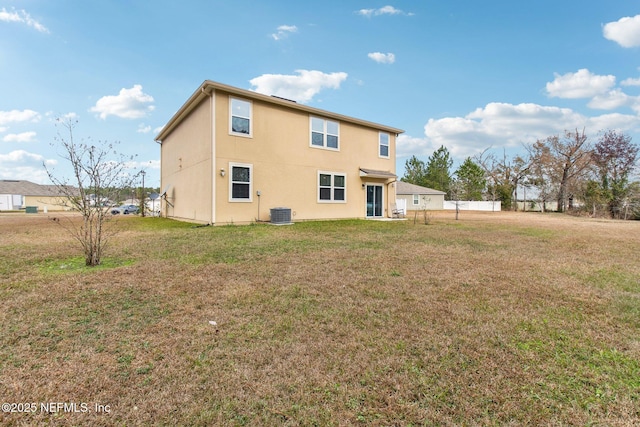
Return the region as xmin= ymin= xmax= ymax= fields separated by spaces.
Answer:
xmin=119 ymin=216 xmax=200 ymax=231
xmin=511 ymin=316 xmax=640 ymax=415
xmin=513 ymin=226 xmax=559 ymax=239
xmin=614 ymin=294 xmax=640 ymax=329
xmin=39 ymin=255 xmax=135 ymax=272
xmin=585 ymin=268 xmax=639 ymax=293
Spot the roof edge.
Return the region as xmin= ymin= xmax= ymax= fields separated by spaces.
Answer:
xmin=155 ymin=80 xmax=405 ymax=143
xmin=155 ymin=81 xmax=211 ymax=143
xmin=396 ymin=181 xmax=447 ymax=195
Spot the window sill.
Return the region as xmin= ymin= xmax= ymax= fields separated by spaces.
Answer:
xmin=310 ymin=145 xmax=340 ymax=152
xmin=229 ymin=132 xmax=253 ymax=138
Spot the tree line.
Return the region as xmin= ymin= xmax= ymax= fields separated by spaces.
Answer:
xmin=402 ymin=129 xmax=640 ymax=219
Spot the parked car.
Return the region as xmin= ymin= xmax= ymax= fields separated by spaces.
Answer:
xmin=111 ymin=204 xmax=139 ymax=215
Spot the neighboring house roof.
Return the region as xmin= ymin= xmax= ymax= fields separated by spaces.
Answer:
xmin=396 ymin=181 xmax=446 ymax=195
xmin=155 ymin=80 xmax=405 ymax=143
xmin=0 ymin=180 xmax=77 ymax=197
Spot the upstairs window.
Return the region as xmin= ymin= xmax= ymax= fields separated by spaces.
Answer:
xmin=379 ymin=132 xmax=390 ymax=158
xmin=230 ymin=163 xmax=252 ymax=202
xmin=310 ymin=117 xmax=339 ymax=150
xmin=230 ymin=97 xmax=252 ymax=137
xmin=318 ymin=172 xmax=346 ymax=202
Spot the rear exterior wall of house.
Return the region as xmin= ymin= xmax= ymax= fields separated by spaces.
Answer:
xmin=160 ymin=87 xmax=398 ymax=224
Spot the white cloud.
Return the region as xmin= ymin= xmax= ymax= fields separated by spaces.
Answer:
xmin=588 ymin=112 xmax=640 ymax=131
xmin=401 ymin=67 xmax=640 ymax=165
xmin=546 ymin=69 xmax=616 ymax=99
xmin=0 ymin=150 xmax=56 ymax=184
xmin=61 ymin=112 xmax=79 ymax=120
xmin=621 ymin=77 xmax=640 ymax=86
xmin=249 ymin=69 xmax=348 ymax=103
xmin=357 ymin=5 xmax=411 ymax=17
xmin=464 ymin=102 xmax=584 ymax=137
xmin=603 ymin=15 xmax=640 ymax=48
xmin=146 ymin=159 xmax=160 ymax=170
xmin=368 ymin=52 xmax=395 ymax=64
xmin=0 ymin=7 xmax=49 ymax=33
xmin=587 ymin=89 xmax=636 ymax=110
xmin=89 ymin=85 xmax=155 ymax=119
xmin=396 ymin=134 xmax=433 ymax=158
xmin=271 ymin=25 xmax=298 ymax=41
xmin=401 ymin=102 xmax=640 ymax=161
xmin=0 ymin=109 xmax=41 ymax=126
xmin=123 ymin=159 xmax=160 ymax=171
xmin=3 ymin=131 xmax=37 ymax=143
xmin=137 ymin=124 xmax=152 ymax=134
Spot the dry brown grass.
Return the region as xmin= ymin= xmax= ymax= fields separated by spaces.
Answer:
xmin=0 ymin=211 xmax=638 ymax=426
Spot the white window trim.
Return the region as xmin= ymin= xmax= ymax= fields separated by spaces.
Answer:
xmin=413 ymin=194 xmax=419 ymax=205
xmin=379 ymin=132 xmax=390 ymax=158
xmin=309 ymin=116 xmax=340 ymax=151
xmin=229 ymin=162 xmax=253 ymax=202
xmin=229 ymin=97 xmax=253 ymax=138
xmin=317 ymin=170 xmax=347 ymax=203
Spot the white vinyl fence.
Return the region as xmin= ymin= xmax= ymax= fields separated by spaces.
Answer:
xmin=443 ymin=201 xmax=501 ymax=211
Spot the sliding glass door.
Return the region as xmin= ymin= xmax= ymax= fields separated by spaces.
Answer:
xmin=366 ymin=184 xmax=383 ymax=217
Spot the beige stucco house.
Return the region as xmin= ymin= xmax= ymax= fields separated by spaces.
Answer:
xmin=396 ymin=181 xmax=446 ymax=211
xmin=0 ymin=180 xmax=76 ymax=212
xmin=155 ymin=80 xmax=404 ymax=224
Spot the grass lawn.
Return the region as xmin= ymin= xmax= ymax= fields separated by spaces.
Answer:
xmin=0 ymin=211 xmax=638 ymax=426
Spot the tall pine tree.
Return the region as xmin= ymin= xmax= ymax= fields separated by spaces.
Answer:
xmin=455 ymin=157 xmax=486 ymax=201
xmin=401 ymin=155 xmax=428 ymax=187
xmin=425 ymin=146 xmax=453 ymax=197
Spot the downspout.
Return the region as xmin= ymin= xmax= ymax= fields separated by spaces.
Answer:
xmin=387 ymin=179 xmax=397 ymax=218
xmin=154 ymin=137 xmax=165 ymax=218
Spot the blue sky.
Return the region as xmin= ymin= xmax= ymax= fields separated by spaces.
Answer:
xmin=2 ymin=1 xmax=640 ymax=188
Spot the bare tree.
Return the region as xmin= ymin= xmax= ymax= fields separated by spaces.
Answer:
xmin=44 ymin=118 xmax=139 ymax=266
xmin=593 ymin=130 xmax=639 ymax=218
xmin=532 ymin=129 xmax=593 ymax=212
xmin=527 ymin=140 xmax=558 ymax=212
xmin=475 ymin=148 xmax=531 ymax=210
xmin=628 ymin=181 xmax=640 ymax=219
xmin=509 ymin=155 xmax=532 ymax=211
xmin=475 ymin=148 xmax=509 ymax=209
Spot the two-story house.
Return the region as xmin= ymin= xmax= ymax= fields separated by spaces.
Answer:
xmin=155 ymin=80 xmax=404 ymax=224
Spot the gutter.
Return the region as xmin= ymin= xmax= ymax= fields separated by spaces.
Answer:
xmin=154 ymin=82 xmax=213 ymax=143
xmin=155 ymin=80 xmax=405 ymax=144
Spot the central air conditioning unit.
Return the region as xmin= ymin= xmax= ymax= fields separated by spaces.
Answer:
xmin=270 ymin=207 xmax=292 ymax=225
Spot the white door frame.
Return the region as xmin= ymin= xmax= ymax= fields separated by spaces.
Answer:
xmin=365 ymin=184 xmax=384 ymax=217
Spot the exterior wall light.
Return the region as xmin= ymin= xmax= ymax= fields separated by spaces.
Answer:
xmin=220 ymin=168 xmax=226 ymax=177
